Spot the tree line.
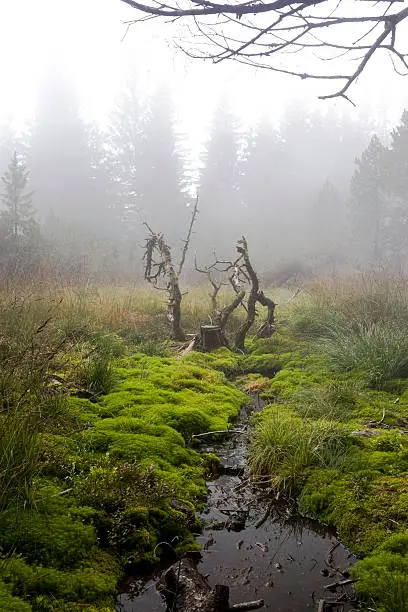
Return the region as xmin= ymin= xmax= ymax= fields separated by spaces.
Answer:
xmin=1 ymin=68 xmax=403 ymax=284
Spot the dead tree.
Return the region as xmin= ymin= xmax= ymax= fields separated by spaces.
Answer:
xmin=256 ymin=291 xmax=276 ymax=339
xmin=120 ymin=0 xmax=408 ymax=104
xmin=196 ymin=238 xmax=275 ymax=351
xmin=143 ymin=198 xmax=199 ymax=341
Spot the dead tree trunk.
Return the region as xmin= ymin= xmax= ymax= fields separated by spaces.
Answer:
xmin=233 ymin=237 xmax=276 ymax=351
xmin=143 ymin=198 xmax=198 ymax=342
xmin=160 ymin=558 xmax=229 ymax=612
xmin=256 ymin=290 xmax=276 ymax=338
xmin=143 ymin=227 xmax=186 ymax=341
xmin=235 ymin=237 xmax=259 ymax=351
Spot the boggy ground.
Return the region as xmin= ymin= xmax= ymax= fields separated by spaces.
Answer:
xmin=2 ymin=278 xmax=408 ymax=611
xmin=247 ymin=275 xmax=408 ymax=612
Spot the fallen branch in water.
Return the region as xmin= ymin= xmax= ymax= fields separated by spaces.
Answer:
xmin=230 ymin=600 xmax=264 ymax=611
xmin=254 ymin=500 xmax=274 ymax=529
xmin=192 ymin=429 xmax=246 ymax=438
xmin=324 ymin=578 xmax=357 ymax=591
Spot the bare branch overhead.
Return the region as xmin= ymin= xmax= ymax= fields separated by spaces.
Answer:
xmin=119 ymin=0 xmax=408 ymax=101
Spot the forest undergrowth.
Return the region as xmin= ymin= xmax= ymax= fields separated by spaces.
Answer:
xmin=1 ymin=278 xmax=408 ymax=611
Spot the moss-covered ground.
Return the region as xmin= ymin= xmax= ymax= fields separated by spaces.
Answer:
xmin=0 ymin=286 xmax=248 ymax=611
xmin=4 ymin=279 xmax=408 ymax=611
xmin=248 ymin=278 xmax=408 ymax=612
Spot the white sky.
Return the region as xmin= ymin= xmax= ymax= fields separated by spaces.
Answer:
xmin=0 ymin=0 xmax=407 ymax=142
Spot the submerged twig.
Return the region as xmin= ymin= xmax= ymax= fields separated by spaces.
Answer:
xmin=192 ymin=428 xmax=246 ymax=438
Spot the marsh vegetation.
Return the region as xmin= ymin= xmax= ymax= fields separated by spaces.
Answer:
xmin=0 ymin=275 xmax=407 ymax=611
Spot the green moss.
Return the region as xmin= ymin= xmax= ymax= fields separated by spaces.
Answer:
xmin=0 ymin=493 xmax=97 ymax=569
xmin=0 ymin=551 xmax=120 ymax=610
xmin=0 ymin=579 xmax=31 ymax=611
xmin=353 ymin=534 xmax=408 ymax=611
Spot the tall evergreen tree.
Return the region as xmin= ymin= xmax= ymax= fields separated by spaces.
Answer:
xmin=139 ymin=85 xmax=186 ymax=242
xmin=349 ymin=135 xmax=388 ymax=263
xmin=0 ymin=152 xmax=40 ymax=275
xmin=240 ymin=116 xmax=283 ymax=259
xmin=106 ymin=83 xmax=146 ymax=230
xmin=199 ymin=101 xmax=242 ymax=257
xmin=0 ymin=125 xmax=20 ymax=180
xmin=107 ymin=84 xmax=185 ymax=246
xmin=29 ymin=65 xmax=97 ymax=227
xmin=388 ymin=109 xmax=408 ymax=203
xmin=0 ymin=152 xmax=37 ymax=241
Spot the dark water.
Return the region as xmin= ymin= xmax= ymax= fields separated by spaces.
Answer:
xmin=116 ymin=401 xmax=357 ymax=612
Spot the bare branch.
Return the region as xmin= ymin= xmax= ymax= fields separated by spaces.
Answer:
xmin=119 ymin=0 xmax=408 ymax=100
xmin=178 ymin=195 xmax=199 ymax=276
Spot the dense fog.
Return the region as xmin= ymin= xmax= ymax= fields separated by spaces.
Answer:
xmin=1 ymin=2 xmax=408 ymax=285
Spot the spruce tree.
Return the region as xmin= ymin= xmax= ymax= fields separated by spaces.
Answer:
xmin=0 ymin=152 xmax=37 ymax=242
xmin=349 ymin=134 xmax=387 ymax=263
xmin=29 ymin=65 xmax=96 ymax=226
xmin=240 ymin=116 xmax=283 ymax=258
xmin=199 ymin=101 xmax=242 ymax=257
xmin=107 ymin=84 xmax=185 ymax=246
xmin=388 ymin=109 xmax=408 ymax=203
xmin=382 ymin=110 xmax=408 ymax=263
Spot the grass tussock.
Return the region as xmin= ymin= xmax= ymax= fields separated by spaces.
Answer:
xmin=249 ymin=407 xmax=351 ymax=493
xmin=291 ymin=274 xmax=408 ymax=388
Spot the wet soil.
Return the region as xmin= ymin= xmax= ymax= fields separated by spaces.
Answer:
xmin=116 ymin=398 xmax=358 ymax=612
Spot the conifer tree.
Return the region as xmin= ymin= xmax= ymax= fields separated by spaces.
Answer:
xmin=388 ymin=110 xmax=408 ymax=203
xmin=349 ymin=135 xmax=387 ymax=264
xmin=240 ymin=116 xmax=283 ymax=257
xmin=107 ymin=84 xmax=185 ymax=246
xmin=29 ymin=65 xmax=96 ymax=226
xmin=0 ymin=152 xmax=37 ymax=242
xmin=199 ymin=101 xmax=242 ymax=257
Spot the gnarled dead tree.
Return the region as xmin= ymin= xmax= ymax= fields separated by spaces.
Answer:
xmin=143 ymin=198 xmax=199 ymax=341
xmin=196 ymin=237 xmax=275 ymax=351
xmin=234 ymin=237 xmax=276 ymax=351
xmin=120 ymin=0 xmax=408 ymax=104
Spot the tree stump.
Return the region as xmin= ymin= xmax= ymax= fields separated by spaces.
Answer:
xmin=201 ymin=325 xmax=223 ymax=351
xmin=159 ymin=557 xmax=230 ymax=612
xmin=159 ymin=558 xmax=265 ymax=612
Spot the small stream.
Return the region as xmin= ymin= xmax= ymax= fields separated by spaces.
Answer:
xmin=116 ymin=398 xmax=358 ymax=612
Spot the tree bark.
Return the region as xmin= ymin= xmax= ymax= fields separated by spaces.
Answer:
xmin=234 ymin=237 xmax=259 ymax=351
xmin=159 ymin=558 xmax=264 ymax=612
xmin=255 ymin=291 xmax=276 ymax=339
xmin=160 ymin=557 xmax=230 ymax=612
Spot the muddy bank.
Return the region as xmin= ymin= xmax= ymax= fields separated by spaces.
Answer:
xmin=116 ymin=398 xmax=357 ymax=612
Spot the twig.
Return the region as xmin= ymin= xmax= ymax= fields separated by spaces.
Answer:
xmin=192 ymin=428 xmax=246 ymax=438
xmin=324 ymin=578 xmax=358 ymax=591
xmin=229 ymin=600 xmax=264 ymax=611
xmin=178 ymin=196 xmax=199 ymax=277
xmin=254 ymin=500 xmax=274 ymax=529
xmin=178 ymin=335 xmax=199 ymax=357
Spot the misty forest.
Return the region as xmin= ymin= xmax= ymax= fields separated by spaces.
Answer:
xmin=3 ymin=1 xmax=408 ymax=611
